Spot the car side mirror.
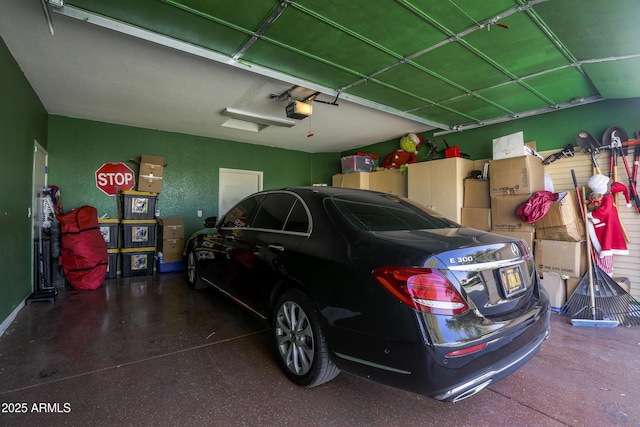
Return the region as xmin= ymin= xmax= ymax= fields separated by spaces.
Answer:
xmin=204 ymin=216 xmax=218 ymax=228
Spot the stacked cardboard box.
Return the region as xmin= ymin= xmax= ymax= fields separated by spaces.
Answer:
xmin=157 ymin=217 xmax=185 ymax=272
xmin=533 ymin=191 xmax=588 ymax=302
xmin=488 ymin=155 xmax=544 ymax=249
xmin=533 ymin=191 xmax=585 ymax=242
xmin=138 ymin=154 xmax=164 ymax=193
xmin=460 ymin=179 xmax=491 ymax=231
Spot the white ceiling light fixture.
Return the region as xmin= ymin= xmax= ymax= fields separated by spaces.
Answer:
xmin=221 ymin=107 xmax=296 ymax=131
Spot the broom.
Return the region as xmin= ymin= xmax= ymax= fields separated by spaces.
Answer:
xmin=560 ymin=175 xmax=640 ymax=326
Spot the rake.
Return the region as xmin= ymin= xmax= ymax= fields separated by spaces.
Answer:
xmin=560 ymin=181 xmax=640 ymax=327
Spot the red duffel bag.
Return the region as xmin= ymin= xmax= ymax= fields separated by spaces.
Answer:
xmin=57 ymin=206 xmax=108 ymax=290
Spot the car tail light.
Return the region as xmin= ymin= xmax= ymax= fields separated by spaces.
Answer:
xmin=373 ymin=267 xmax=470 ymax=316
xmin=445 ymin=342 xmax=487 ymax=358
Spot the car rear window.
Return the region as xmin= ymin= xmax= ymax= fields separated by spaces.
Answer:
xmin=331 ymin=198 xmax=456 ymax=231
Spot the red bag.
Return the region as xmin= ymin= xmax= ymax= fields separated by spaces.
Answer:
xmin=516 ymin=191 xmax=558 ymax=223
xmin=57 ymin=206 xmax=108 ymax=290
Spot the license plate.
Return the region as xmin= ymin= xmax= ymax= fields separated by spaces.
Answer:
xmin=499 ymin=266 xmax=525 ymax=297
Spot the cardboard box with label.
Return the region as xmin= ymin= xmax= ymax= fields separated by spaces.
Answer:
xmin=463 ymin=179 xmax=490 ymax=208
xmin=158 ymin=217 xmax=185 ymax=263
xmin=534 ymin=239 xmax=586 ymax=278
xmin=158 ymin=217 xmax=184 ymax=240
xmin=489 ymin=155 xmax=544 ymax=197
xmin=461 ymin=207 xmax=491 ymax=231
xmin=139 ymin=154 xmax=164 ymax=193
xmin=159 ymin=238 xmax=185 ymax=263
xmin=490 ymin=194 xmax=534 ymax=232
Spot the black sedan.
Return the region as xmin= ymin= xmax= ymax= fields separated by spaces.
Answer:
xmin=186 ymin=187 xmax=550 ymax=402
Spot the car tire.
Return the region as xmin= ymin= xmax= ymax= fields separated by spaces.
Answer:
xmin=272 ymin=289 xmax=340 ymax=387
xmin=186 ymin=248 xmax=205 ymax=290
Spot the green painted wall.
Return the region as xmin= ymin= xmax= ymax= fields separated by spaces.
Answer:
xmin=351 ymin=98 xmax=640 ymax=162
xmin=47 ymin=117 xmax=340 ymax=238
xmin=0 ymin=37 xmax=48 ymax=323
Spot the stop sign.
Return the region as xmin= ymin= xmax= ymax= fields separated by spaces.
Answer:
xmin=95 ymin=162 xmax=136 ymax=196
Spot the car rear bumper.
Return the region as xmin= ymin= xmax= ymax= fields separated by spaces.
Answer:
xmin=330 ymin=302 xmax=550 ymax=401
xmin=433 ymin=324 xmax=549 ymax=401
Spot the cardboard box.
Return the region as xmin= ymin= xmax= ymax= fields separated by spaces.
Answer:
xmin=490 ymin=230 xmax=535 ymax=251
xmin=535 ymin=222 xmax=584 ymax=242
xmin=534 ymin=192 xmax=585 ymax=242
xmin=138 ymin=175 xmax=163 ymax=193
xmin=489 ymin=156 xmax=544 ymax=196
xmin=490 ymin=195 xmax=534 ymax=232
xmin=159 ymin=238 xmax=185 ymax=263
xmin=534 ymin=239 xmax=587 ymax=278
xmin=139 ymin=154 xmax=164 ymax=193
xmin=493 ymin=131 xmax=525 ymax=160
xmin=535 ymin=192 xmax=583 ymax=228
xmin=461 ymin=207 xmax=491 ymax=231
xmin=158 ymin=217 xmax=185 ymax=240
xmin=463 ymin=179 xmax=490 ymax=208
xmin=566 ymin=277 xmax=581 ymax=298
xmin=539 ymin=272 xmax=566 ymax=311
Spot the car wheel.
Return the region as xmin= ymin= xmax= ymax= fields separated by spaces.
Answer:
xmin=186 ymin=248 xmax=205 ymax=289
xmin=272 ymin=289 xmax=340 ymax=387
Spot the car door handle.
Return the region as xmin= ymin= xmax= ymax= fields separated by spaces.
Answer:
xmin=224 ymin=235 xmax=235 ymax=241
xmin=268 ymin=244 xmax=284 ymax=252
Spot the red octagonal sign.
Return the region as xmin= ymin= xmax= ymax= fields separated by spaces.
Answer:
xmin=95 ymin=162 xmax=136 ymax=196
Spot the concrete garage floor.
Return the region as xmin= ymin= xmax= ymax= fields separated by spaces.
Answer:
xmin=0 ymin=273 xmax=639 ymax=427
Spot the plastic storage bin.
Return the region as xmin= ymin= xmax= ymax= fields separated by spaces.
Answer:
xmin=99 ymin=218 xmax=120 ymax=249
xmin=341 ymin=155 xmax=378 ymax=173
xmin=120 ymin=247 xmax=155 ymax=277
xmin=121 ymin=219 xmax=157 ymax=248
xmin=106 ymin=249 xmax=119 ymax=279
xmin=118 ymin=190 xmax=157 ymax=220
xmin=156 ymin=252 xmax=186 ymax=273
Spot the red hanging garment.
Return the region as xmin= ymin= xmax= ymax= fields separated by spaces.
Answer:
xmin=57 ymin=206 xmax=108 ymax=290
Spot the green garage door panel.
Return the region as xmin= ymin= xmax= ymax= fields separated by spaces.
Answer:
xmin=584 ymin=59 xmax=640 ymax=99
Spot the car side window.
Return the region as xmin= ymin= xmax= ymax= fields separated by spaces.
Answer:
xmin=252 ymin=193 xmax=297 ymax=231
xmin=220 ymin=195 xmax=261 ymax=229
xmin=284 ymin=200 xmax=310 ymax=233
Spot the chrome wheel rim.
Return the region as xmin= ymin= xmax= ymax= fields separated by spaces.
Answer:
xmin=187 ymin=251 xmax=196 ymax=284
xmin=275 ymin=300 xmax=315 ymax=376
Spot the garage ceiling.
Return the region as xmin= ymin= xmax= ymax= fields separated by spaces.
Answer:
xmin=2 ymin=0 xmax=639 ymax=152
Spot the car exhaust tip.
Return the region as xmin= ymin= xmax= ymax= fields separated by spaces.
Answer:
xmin=451 ymin=379 xmax=492 ymax=403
